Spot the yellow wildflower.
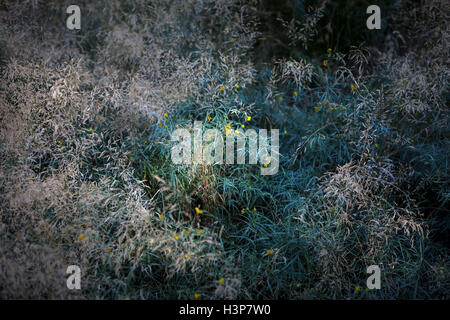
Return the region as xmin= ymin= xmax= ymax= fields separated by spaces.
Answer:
xmin=241 ymin=124 xmax=245 ymax=128
xmin=174 ymin=235 xmax=179 ymax=241
xmin=219 ymin=278 xmax=225 ymax=284
xmin=266 ymin=249 xmax=273 ymax=255
xmin=323 ymin=60 xmax=328 ymax=67
xmin=219 ymin=86 xmax=225 ymax=91
xmin=284 ymin=130 xmax=287 ymax=134
xmin=278 ymin=96 xmax=283 ymax=101
xmin=78 ymin=235 xmax=86 ymax=241
xmin=328 ymin=48 xmax=332 ymax=52
xmin=194 ymin=293 xmax=201 ymax=299
xmin=195 ymin=207 xmax=203 ymax=215
xmin=159 ymin=122 xmax=163 ymax=127
xmin=350 ymin=84 xmax=357 ymax=92
xmin=355 ymin=285 xmax=361 ymax=292
xmin=164 ymin=113 xmax=168 ymax=118
xmin=247 ymin=116 xmax=251 ymax=121
xmin=314 ymin=107 xmax=321 ymax=112
xmin=293 ymin=91 xmax=298 ymax=96
xmin=234 ymin=84 xmax=239 ymax=89
xmin=206 ymin=116 xmax=212 ymax=121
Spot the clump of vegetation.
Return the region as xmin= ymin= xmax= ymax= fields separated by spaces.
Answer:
xmin=0 ymin=0 xmax=448 ymax=299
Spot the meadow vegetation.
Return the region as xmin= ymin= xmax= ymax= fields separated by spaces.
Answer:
xmin=0 ymin=0 xmax=448 ymax=299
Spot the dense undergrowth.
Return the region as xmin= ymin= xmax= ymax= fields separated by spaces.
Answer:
xmin=0 ymin=0 xmax=448 ymax=299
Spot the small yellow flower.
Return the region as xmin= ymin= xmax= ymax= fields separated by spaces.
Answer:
xmin=317 ymin=102 xmax=322 ymax=105
xmin=278 ymin=96 xmax=283 ymax=101
xmin=107 ymin=246 xmax=113 ymax=252
xmin=194 ymin=293 xmax=201 ymax=299
xmin=184 ymin=254 xmax=189 ymax=259
xmin=89 ymin=127 xmax=93 ymax=132
xmin=164 ymin=113 xmax=168 ymax=118
xmin=225 ymin=124 xmax=231 ymax=130
xmin=129 ymin=156 xmax=133 ymax=161
xmin=174 ymin=235 xmax=179 ymax=241
xmin=241 ymin=209 xmax=244 ymax=214
xmin=78 ymin=235 xmax=86 ymax=241
xmin=219 ymin=86 xmax=225 ymax=91
xmin=340 ymin=106 xmax=346 ymax=110
xmin=266 ymin=249 xmax=273 ymax=255
xmin=57 ymin=140 xmax=62 ymax=145
xmin=323 ymin=60 xmax=328 ymax=67
xmin=206 ymin=116 xmax=212 ymax=121
xmin=219 ymin=278 xmax=225 ymax=284
xmin=248 ymin=186 xmax=251 ymax=189
xmin=246 ymin=207 xmax=249 ymax=211
xmin=241 ymin=124 xmax=245 ymax=128
xmin=253 ymin=208 xmax=256 ymax=212
xmin=314 ymin=107 xmax=321 ymax=112
xmin=235 ymin=130 xmax=239 ymax=134
xmin=324 ymin=99 xmax=329 ymax=106
xmin=247 ymin=116 xmax=251 ymax=121
xmin=143 ymin=141 xmax=147 ymax=145
xmin=355 ymin=285 xmax=361 ymax=292
xmin=328 ymin=48 xmax=332 ymax=52
xmin=159 ymin=122 xmax=163 ymax=127
xmin=284 ymin=130 xmax=287 ymax=134
xmin=195 ymin=207 xmax=203 ymax=215
xmin=439 ymin=269 xmax=444 ymax=274
xmin=60 ymin=146 xmax=65 ymax=149
xmin=328 ymin=106 xmax=333 ymax=111
xmin=225 ymin=129 xmax=232 ymax=136
xmin=293 ymin=91 xmax=298 ymax=97
xmin=235 ymin=84 xmax=239 ymax=89
xmin=296 ymin=283 xmax=300 ymax=288
xmin=159 ymin=214 xmax=163 ymax=220
xmin=196 ymin=230 xmax=201 ymax=235
xmin=350 ymin=84 xmax=357 ymax=92
xmin=263 ymin=164 xmax=268 ymax=167
xmin=375 ymin=144 xmax=378 ymax=148
xmin=165 ymin=125 xmax=168 ymax=129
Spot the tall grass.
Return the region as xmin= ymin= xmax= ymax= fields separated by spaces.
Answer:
xmin=0 ymin=0 xmax=448 ymax=299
